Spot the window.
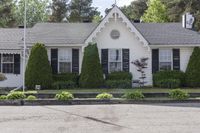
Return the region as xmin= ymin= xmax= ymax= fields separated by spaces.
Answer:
xmin=1 ymin=54 xmax=14 ymax=74
xmin=109 ymin=49 xmax=122 ymax=72
xmin=159 ymin=49 xmax=172 ymax=71
xmin=58 ymin=49 xmax=72 ymax=73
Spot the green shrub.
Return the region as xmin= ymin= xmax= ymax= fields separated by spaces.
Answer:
xmin=105 ymin=80 xmax=132 ymax=88
xmin=79 ymin=43 xmax=104 ymax=88
xmin=52 ymin=81 xmax=77 ymax=89
xmin=169 ymin=89 xmax=189 ymax=100
xmin=26 ymin=95 xmax=37 ymax=100
xmin=0 ymin=73 xmax=6 ymax=81
xmin=55 ymin=91 xmax=74 ymax=101
xmin=122 ymin=91 xmax=144 ymax=100
xmin=107 ymin=71 xmax=132 ymax=80
xmin=156 ymin=79 xmax=181 ymax=88
xmin=53 ymin=73 xmax=79 ymax=82
xmin=7 ymin=91 xmax=26 ymax=100
xmin=96 ymin=93 xmax=113 ymax=100
xmin=153 ymin=70 xmax=185 ymax=87
xmin=0 ymin=95 xmax=7 ymax=100
xmin=25 ymin=43 xmax=53 ymax=89
xmin=185 ymin=47 xmax=200 ymax=87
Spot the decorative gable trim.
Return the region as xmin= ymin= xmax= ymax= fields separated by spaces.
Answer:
xmin=85 ymin=6 xmax=150 ymax=51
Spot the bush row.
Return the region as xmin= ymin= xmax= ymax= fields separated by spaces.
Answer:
xmin=153 ymin=70 xmax=185 ymax=88
xmin=0 ymin=89 xmax=190 ymax=101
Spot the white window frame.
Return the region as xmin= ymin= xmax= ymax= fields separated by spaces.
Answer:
xmin=1 ymin=54 xmax=14 ymax=74
xmin=159 ymin=49 xmax=173 ymax=71
xmin=108 ymin=49 xmax=123 ymax=73
xmin=58 ymin=48 xmax=72 ymax=73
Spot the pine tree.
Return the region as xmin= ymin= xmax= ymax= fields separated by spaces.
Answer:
xmin=79 ymin=43 xmax=104 ymax=88
xmin=185 ymin=47 xmax=200 ymax=87
xmin=0 ymin=0 xmax=16 ymax=27
xmin=49 ymin=0 xmax=68 ymax=22
xmin=141 ymin=0 xmax=169 ymax=23
xmin=68 ymin=0 xmax=100 ymax=22
xmin=25 ymin=43 xmax=53 ymax=89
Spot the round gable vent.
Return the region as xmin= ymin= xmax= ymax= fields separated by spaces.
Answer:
xmin=110 ymin=30 xmax=120 ymax=39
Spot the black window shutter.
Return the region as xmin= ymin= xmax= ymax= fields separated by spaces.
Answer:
xmin=122 ymin=49 xmax=130 ymax=72
xmin=152 ymin=49 xmax=159 ymax=73
xmin=101 ymin=49 xmax=108 ymax=75
xmin=0 ymin=54 xmax=1 ymax=72
xmin=51 ymin=49 xmax=58 ymax=74
xmin=173 ymin=49 xmax=180 ymax=71
xmin=14 ymin=54 xmax=20 ymax=74
xmin=72 ymin=49 xmax=79 ymax=74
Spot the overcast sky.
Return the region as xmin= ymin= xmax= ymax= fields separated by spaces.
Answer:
xmin=92 ymin=0 xmax=133 ymax=16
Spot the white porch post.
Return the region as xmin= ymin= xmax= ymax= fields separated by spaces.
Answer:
xmin=23 ymin=0 xmax=27 ymax=92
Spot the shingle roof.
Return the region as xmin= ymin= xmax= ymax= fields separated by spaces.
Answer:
xmin=25 ymin=23 xmax=98 ymax=45
xmin=0 ymin=22 xmax=200 ymax=50
xmin=134 ymin=23 xmax=200 ymax=45
xmin=0 ymin=29 xmax=24 ymax=49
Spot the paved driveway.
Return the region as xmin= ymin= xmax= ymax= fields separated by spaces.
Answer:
xmin=0 ymin=103 xmax=200 ymax=133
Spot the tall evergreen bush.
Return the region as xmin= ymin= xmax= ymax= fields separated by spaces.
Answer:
xmin=25 ymin=43 xmax=53 ymax=89
xmin=79 ymin=43 xmax=104 ymax=88
xmin=185 ymin=47 xmax=200 ymax=87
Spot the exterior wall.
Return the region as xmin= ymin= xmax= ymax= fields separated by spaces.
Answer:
xmin=93 ymin=19 xmax=152 ymax=85
xmin=180 ymin=47 xmax=193 ymax=72
xmin=0 ymin=56 xmax=23 ymax=88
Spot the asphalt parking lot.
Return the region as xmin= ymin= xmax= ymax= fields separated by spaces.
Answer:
xmin=0 ymin=103 xmax=200 ymax=133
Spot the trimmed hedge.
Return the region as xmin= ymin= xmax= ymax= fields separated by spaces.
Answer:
xmin=105 ymin=80 xmax=132 ymax=88
xmin=156 ymin=79 xmax=181 ymax=89
xmin=153 ymin=70 xmax=185 ymax=88
xmin=107 ymin=71 xmax=132 ymax=80
xmin=52 ymin=81 xmax=77 ymax=89
xmin=25 ymin=43 xmax=53 ymax=89
xmin=185 ymin=47 xmax=200 ymax=87
xmin=53 ymin=73 xmax=79 ymax=82
xmin=79 ymin=43 xmax=104 ymax=88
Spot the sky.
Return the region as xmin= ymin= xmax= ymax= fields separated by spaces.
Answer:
xmin=92 ymin=0 xmax=134 ymax=16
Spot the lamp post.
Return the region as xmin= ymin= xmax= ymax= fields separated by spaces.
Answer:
xmin=23 ymin=0 xmax=27 ymax=92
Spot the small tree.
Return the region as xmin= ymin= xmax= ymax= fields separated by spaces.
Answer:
xmin=79 ymin=43 xmax=104 ymax=88
xmin=25 ymin=43 xmax=53 ymax=89
xmin=0 ymin=73 xmax=6 ymax=81
xmin=141 ymin=0 xmax=169 ymax=23
xmin=185 ymin=47 xmax=200 ymax=87
xmin=132 ymin=57 xmax=149 ymax=86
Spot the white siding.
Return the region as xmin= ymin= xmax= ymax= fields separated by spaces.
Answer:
xmin=180 ymin=47 xmax=193 ymax=72
xmin=0 ymin=57 xmax=23 ymax=88
xmin=93 ymin=19 xmax=152 ymax=85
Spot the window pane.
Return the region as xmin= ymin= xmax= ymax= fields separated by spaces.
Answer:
xmin=3 ymin=54 xmax=14 ymax=63
xmin=59 ymin=62 xmax=71 ymax=73
xmin=2 ymin=63 xmax=14 ymax=73
xmin=159 ymin=49 xmax=171 ymax=62
xmin=109 ymin=62 xmax=122 ymax=72
xmin=159 ymin=62 xmax=171 ymax=71
xmin=109 ymin=49 xmax=121 ymax=62
xmin=59 ymin=49 xmax=72 ymax=62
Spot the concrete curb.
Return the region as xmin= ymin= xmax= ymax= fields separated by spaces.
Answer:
xmin=0 ymin=99 xmax=200 ymax=106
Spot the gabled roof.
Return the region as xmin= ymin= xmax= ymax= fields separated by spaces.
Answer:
xmin=134 ymin=23 xmax=200 ymax=45
xmin=25 ymin=23 xmax=98 ymax=45
xmin=0 ymin=29 xmax=24 ymax=49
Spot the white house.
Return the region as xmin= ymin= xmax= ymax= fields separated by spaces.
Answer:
xmin=1 ymin=6 xmax=200 ymax=88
